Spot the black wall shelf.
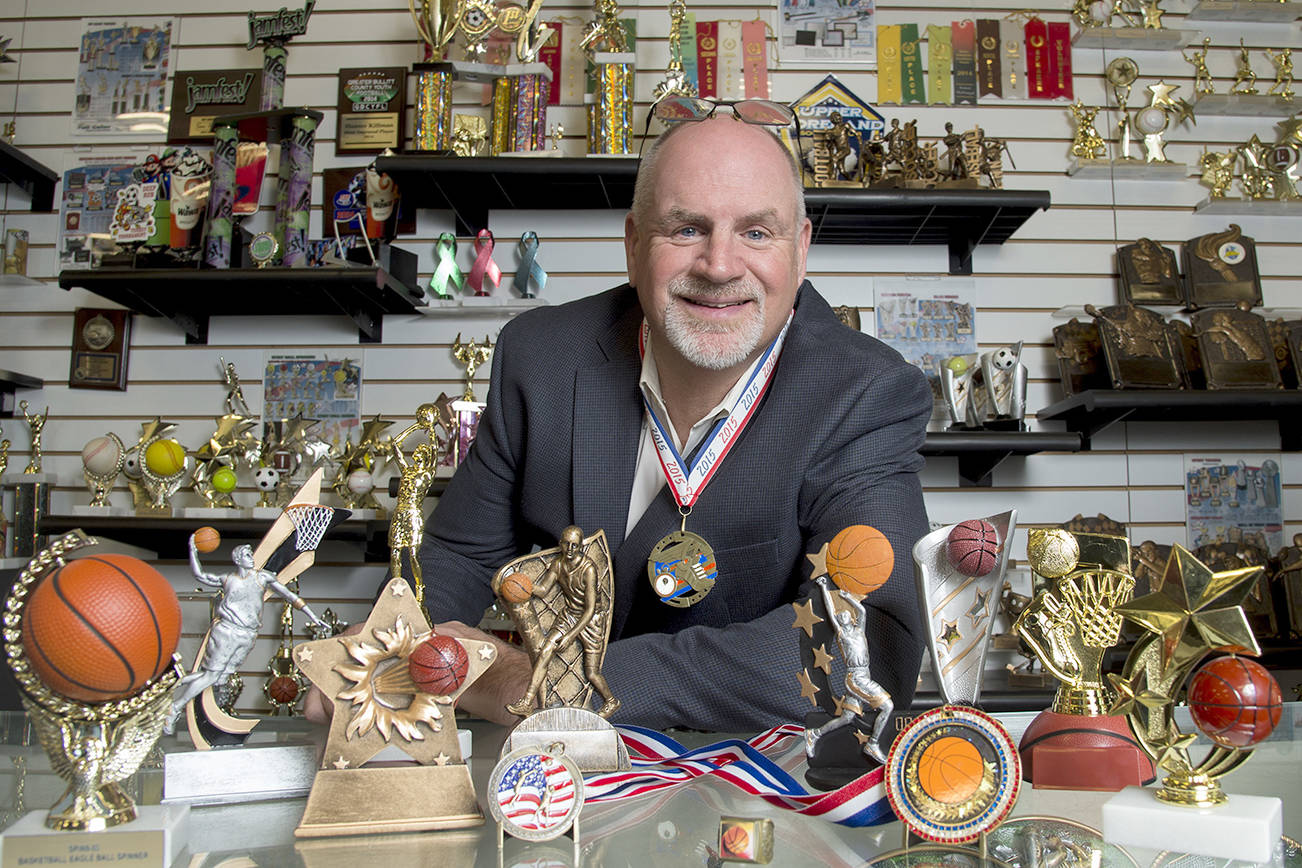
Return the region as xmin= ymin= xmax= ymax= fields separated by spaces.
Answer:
xmin=374 ymin=155 xmax=1049 ymax=275
xmin=922 ymin=430 xmax=1083 ymax=487
xmin=1038 ymin=390 xmax=1302 ymax=450
xmin=0 ymin=142 xmax=57 ymax=212
xmin=58 ymin=265 xmax=425 ymax=345
xmin=0 ymin=370 xmax=43 ymax=418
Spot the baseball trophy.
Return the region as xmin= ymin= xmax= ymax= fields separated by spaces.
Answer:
xmin=884 ymin=511 xmax=1021 ymax=850
xmin=1102 ymin=545 xmax=1284 ymax=862
xmin=795 ymin=525 xmax=898 ymax=789
xmin=79 ymin=433 xmax=125 ymax=510
xmin=293 ymin=575 xmax=495 ymax=837
xmin=493 ymin=526 xmax=631 ymax=772
xmin=1 ymin=530 xmax=188 ymax=863
xmin=1013 ymin=528 xmax=1154 ymax=790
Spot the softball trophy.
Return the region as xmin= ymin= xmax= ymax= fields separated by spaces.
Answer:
xmin=1102 ymin=545 xmax=1284 ymax=862
xmin=1 ymin=531 xmax=187 ymax=862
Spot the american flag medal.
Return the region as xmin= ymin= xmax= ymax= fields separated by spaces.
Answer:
xmin=648 ymin=530 xmax=718 ymax=608
xmin=487 ymin=745 xmax=584 ymax=842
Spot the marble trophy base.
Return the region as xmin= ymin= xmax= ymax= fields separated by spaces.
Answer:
xmin=251 ymin=505 xmax=284 ymax=519
xmin=181 ymin=506 xmax=248 ymax=519
xmin=163 ymin=742 xmax=319 ymax=805
xmin=506 ymin=706 xmax=630 ymax=772
xmin=1194 ymin=93 xmax=1297 ymax=116
xmin=803 ymin=708 xmax=882 ymax=791
xmin=1068 ymin=158 xmax=1190 ymax=180
xmin=1018 ymin=709 xmax=1154 ymax=790
xmin=0 ymin=805 xmax=189 ymax=866
xmin=296 ymin=828 xmax=478 ymax=868
xmin=1103 ymin=785 xmax=1282 ymax=863
xmin=70 ymin=504 xmax=131 ymax=516
xmin=295 ymin=763 xmax=483 ymax=838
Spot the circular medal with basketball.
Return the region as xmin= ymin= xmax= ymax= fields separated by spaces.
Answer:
xmin=647 ymin=530 xmax=717 ymax=607
xmin=885 ymin=705 xmax=1021 ymax=844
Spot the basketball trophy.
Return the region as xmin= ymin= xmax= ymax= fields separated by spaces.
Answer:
xmin=795 ymin=525 xmax=898 ymax=789
xmin=885 ymin=511 xmax=1021 ymax=850
xmin=1013 ymin=528 xmax=1154 ymax=790
xmin=293 ymin=576 xmax=495 ymax=836
xmin=493 ymin=526 xmax=631 ymax=772
xmin=387 ymin=401 xmax=451 ymax=605
xmin=2 ymin=530 xmax=188 ymax=862
xmin=79 ymin=433 xmax=125 ymax=509
xmin=1102 ymin=545 xmax=1284 ymax=862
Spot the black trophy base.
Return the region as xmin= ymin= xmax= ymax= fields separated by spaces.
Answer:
xmin=802 ymin=709 xmax=882 ymax=791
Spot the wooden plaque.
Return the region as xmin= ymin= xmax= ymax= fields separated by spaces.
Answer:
xmin=167 ymin=69 xmax=263 ymax=144
xmin=1181 ymin=224 xmax=1263 ymax=309
xmin=1118 ymin=238 xmax=1183 ymax=306
xmin=336 ymin=67 xmax=406 ymax=154
xmin=1191 ymin=308 xmax=1282 ymax=390
xmin=1052 ymin=318 xmax=1106 ymax=396
xmin=69 ymin=308 xmax=130 ymax=391
xmin=1087 ymin=304 xmax=1182 ymax=389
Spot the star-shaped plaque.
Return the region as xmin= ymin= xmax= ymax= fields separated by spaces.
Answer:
xmin=294 ymin=577 xmax=495 ymax=769
xmin=279 ymin=412 xmax=321 ymax=450
xmin=1147 ymin=80 xmax=1179 ymax=108
xmin=1113 ymin=545 xmax=1261 ymax=675
xmin=1275 ymin=116 xmax=1302 ymax=146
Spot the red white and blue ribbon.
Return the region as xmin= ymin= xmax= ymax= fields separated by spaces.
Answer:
xmin=583 ymin=725 xmax=894 ymax=827
xmin=638 ymin=311 xmax=792 ymax=511
xmin=469 ymin=228 xmax=502 ymax=296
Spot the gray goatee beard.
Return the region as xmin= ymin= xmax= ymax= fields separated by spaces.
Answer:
xmin=662 ymin=276 xmax=766 ymax=371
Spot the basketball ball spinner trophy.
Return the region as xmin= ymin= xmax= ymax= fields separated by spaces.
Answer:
xmin=886 ymin=511 xmax=1021 ymax=855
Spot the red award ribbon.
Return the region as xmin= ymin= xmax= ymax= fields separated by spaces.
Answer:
xmin=951 ymin=20 xmax=977 ymax=106
xmin=469 ymin=228 xmax=501 ymax=296
xmin=742 ymin=20 xmax=768 ymax=98
xmin=539 ymin=23 xmax=562 ymax=107
xmin=1047 ymin=22 xmax=1073 ymax=100
xmin=1025 ymin=17 xmax=1049 ymax=99
xmin=696 ymin=21 xmax=718 ymax=99
xmin=638 ymin=311 xmax=792 ymax=512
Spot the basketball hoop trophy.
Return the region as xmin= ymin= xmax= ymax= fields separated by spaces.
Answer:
xmin=795 ymin=525 xmax=898 ymax=789
xmin=1013 ymin=528 xmax=1154 ymax=791
xmin=292 ymin=576 xmax=495 ymax=837
xmin=1101 ymin=545 xmax=1284 ymax=863
xmin=884 ymin=511 xmax=1021 ymax=854
xmin=492 ymin=526 xmax=631 ymax=773
xmin=2 ymin=531 xmax=188 ymax=863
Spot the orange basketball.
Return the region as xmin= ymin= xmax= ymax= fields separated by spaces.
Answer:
xmin=826 ymin=525 xmax=894 ymax=596
xmin=916 ymin=736 xmax=984 ymax=805
xmin=499 ymin=571 xmax=533 ymax=605
xmin=720 ymin=822 xmax=750 ymax=858
xmin=21 ymin=554 xmax=182 ymax=703
xmin=192 ymin=526 xmax=221 ymax=553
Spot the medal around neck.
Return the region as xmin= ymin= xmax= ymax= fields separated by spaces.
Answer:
xmin=649 ymin=529 xmax=717 ymax=607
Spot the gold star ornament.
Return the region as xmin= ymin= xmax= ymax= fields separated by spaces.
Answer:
xmin=791 ymin=598 xmax=824 ymax=638
xmin=796 ymin=669 xmax=820 ymax=706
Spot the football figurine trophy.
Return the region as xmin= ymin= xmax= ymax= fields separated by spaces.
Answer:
xmin=3 ymin=530 xmax=184 ymax=853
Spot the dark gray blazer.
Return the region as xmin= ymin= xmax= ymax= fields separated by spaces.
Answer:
xmin=419 ymin=281 xmax=930 ymax=731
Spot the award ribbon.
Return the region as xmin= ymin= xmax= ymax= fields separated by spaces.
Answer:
xmin=900 ymin=24 xmax=925 ymax=104
xmin=926 ymin=24 xmax=953 ymax=105
xmin=1047 ymin=22 xmax=1073 ymax=99
xmin=638 ymin=311 xmax=792 ymax=514
xmin=742 ymin=20 xmax=768 ymax=98
xmin=877 ymin=25 xmax=902 ymax=104
xmin=1000 ymin=20 xmax=1026 ymax=99
xmin=514 ymin=231 xmax=547 ymax=298
xmin=951 ymin=20 xmax=977 ymax=105
xmin=1025 ymin=17 xmax=1049 ymax=99
xmin=539 ymin=23 xmax=563 ymax=107
xmin=718 ymin=21 xmax=744 ymax=99
xmin=429 ymin=233 xmax=464 ymax=299
xmin=696 ymin=21 xmax=718 ymax=98
xmin=469 ymin=228 xmax=501 ymax=296
xmin=681 ymin=13 xmax=699 ymax=92
xmin=585 ymin=725 xmax=895 ymax=827
xmin=977 ymin=19 xmax=1002 ymax=97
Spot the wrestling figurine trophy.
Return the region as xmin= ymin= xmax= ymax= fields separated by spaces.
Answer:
xmin=1014 ymin=528 xmax=1154 ymax=790
xmin=493 ymin=526 xmax=630 ymax=771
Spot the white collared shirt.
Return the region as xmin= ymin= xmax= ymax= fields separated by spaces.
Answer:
xmin=625 ymin=335 xmax=768 ymax=541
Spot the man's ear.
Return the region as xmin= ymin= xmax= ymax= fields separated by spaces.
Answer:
xmin=623 ymin=212 xmax=639 ymax=288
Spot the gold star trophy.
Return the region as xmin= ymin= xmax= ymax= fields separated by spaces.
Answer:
xmin=1100 ymin=545 xmax=1284 ymax=862
xmin=1012 ymin=529 xmax=1154 ymax=790
xmin=294 ymin=576 xmax=495 ymax=836
xmin=330 ymin=414 xmax=394 ymax=516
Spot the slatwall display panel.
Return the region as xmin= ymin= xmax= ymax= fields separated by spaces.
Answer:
xmin=2 ymin=0 xmax=1301 ymax=717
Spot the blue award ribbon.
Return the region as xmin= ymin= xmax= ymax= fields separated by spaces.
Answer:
xmin=514 ymin=231 xmax=548 ymax=298
xmin=429 ymin=232 xmax=464 ymax=299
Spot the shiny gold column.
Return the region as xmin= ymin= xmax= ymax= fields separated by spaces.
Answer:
xmin=413 ymin=63 xmax=454 ymax=151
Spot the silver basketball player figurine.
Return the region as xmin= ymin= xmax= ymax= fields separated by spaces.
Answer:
xmin=803 ymin=576 xmax=893 ymax=764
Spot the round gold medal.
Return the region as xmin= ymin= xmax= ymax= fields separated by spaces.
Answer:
xmin=647 ymin=531 xmax=717 ymax=608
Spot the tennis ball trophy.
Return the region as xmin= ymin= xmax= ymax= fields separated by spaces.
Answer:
xmin=1102 ymin=545 xmax=1284 ymax=863
xmin=1013 ymin=528 xmax=1154 ymax=791
xmin=795 ymin=524 xmax=899 ymax=789
xmin=885 ymin=511 xmax=1021 ymax=851
xmin=1 ymin=530 xmax=188 ymax=862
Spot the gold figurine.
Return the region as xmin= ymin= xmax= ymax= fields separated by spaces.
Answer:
xmin=0 ymin=422 xmax=9 ymax=477
xmin=580 ymin=0 xmax=629 ymax=57
xmin=1232 ymin=39 xmax=1259 ymax=95
xmin=1069 ymin=101 xmax=1107 ymax=159
xmin=1106 ymin=58 xmax=1140 ymax=160
xmin=1199 ymin=148 xmax=1238 ymax=198
xmin=1266 ymin=48 xmax=1294 ymax=100
xmin=219 ymin=356 xmax=252 ymax=417
xmin=452 ymin=332 xmax=493 ymax=401
xmin=653 ymin=0 xmax=696 ymax=101
xmin=19 ymin=400 xmax=47 ymax=475
xmin=388 ymin=401 xmax=451 ymax=605
xmin=1183 ymin=38 xmax=1214 ymax=96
